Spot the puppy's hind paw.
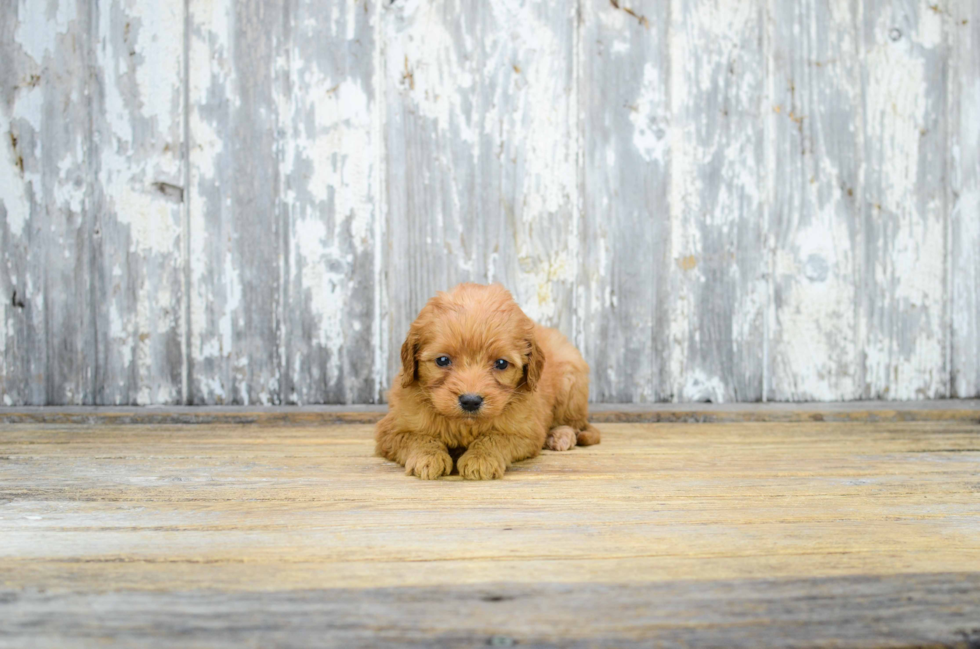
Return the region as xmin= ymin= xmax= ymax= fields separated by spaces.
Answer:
xmin=576 ymin=423 xmax=601 ymax=446
xmin=405 ymin=449 xmax=453 ymax=480
xmin=545 ymin=425 xmax=577 ymax=451
xmin=457 ymin=450 xmax=506 ymax=480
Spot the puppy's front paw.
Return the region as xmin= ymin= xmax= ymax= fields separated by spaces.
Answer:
xmin=405 ymin=449 xmax=453 ymax=480
xmin=457 ymin=450 xmax=506 ymax=480
xmin=545 ymin=425 xmax=577 ymax=451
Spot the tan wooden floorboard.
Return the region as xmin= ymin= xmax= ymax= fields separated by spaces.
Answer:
xmin=1 ymin=418 xmax=979 ymax=647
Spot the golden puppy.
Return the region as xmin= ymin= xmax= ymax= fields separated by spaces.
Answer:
xmin=376 ymin=283 xmax=600 ymax=480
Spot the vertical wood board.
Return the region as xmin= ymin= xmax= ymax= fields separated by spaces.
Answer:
xmin=92 ymin=0 xmax=186 ymax=405
xmin=667 ymin=0 xmax=768 ymax=402
xmin=187 ymin=0 xmax=284 ymax=404
xmin=767 ymin=0 xmax=864 ymax=401
xmin=581 ymin=0 xmax=671 ymax=401
xmin=279 ymin=0 xmax=379 ymax=404
xmin=950 ymin=0 xmax=979 ymax=398
xmin=382 ymin=0 xmax=579 ymax=382
xmin=1 ymin=0 xmax=97 ymax=405
xmin=860 ymin=0 xmax=948 ymax=400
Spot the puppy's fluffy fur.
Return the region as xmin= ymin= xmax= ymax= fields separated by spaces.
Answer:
xmin=376 ymin=283 xmax=600 ymax=480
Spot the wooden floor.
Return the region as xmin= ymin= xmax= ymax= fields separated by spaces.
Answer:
xmin=2 ymin=408 xmax=980 ymax=647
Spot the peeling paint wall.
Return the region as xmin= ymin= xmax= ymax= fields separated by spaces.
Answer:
xmin=1 ymin=0 xmax=977 ymax=405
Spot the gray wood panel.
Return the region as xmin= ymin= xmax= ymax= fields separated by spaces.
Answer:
xmin=382 ymin=0 xmax=579 ymax=382
xmin=187 ymin=0 xmax=284 ymax=404
xmin=278 ymin=0 xmax=379 ymax=404
xmin=186 ymin=0 xmax=379 ymax=405
xmin=951 ymin=0 xmax=979 ymax=398
xmin=667 ymin=0 xmax=768 ymax=402
xmin=768 ymin=0 xmax=863 ymax=400
xmin=93 ymin=0 xmax=186 ymax=405
xmin=581 ymin=0 xmax=671 ymax=402
xmin=2 ymin=0 xmax=980 ymax=405
xmin=1 ymin=0 xmax=98 ymax=405
xmin=4 ymin=574 xmax=980 ymax=648
xmin=860 ymin=0 xmax=948 ymax=400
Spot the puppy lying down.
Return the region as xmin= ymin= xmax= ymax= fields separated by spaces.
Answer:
xmin=376 ymin=283 xmax=600 ymax=480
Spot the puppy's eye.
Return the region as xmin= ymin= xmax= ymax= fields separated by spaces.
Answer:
xmin=494 ymin=359 xmax=509 ymax=370
xmin=435 ymin=356 xmax=452 ymax=367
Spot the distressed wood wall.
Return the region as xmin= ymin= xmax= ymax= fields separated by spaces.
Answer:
xmin=1 ymin=0 xmax=978 ymax=405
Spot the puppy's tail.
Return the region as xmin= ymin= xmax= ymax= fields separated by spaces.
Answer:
xmin=576 ymin=423 xmax=601 ymax=446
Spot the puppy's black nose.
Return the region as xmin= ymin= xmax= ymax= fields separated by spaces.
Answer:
xmin=458 ymin=393 xmax=484 ymax=412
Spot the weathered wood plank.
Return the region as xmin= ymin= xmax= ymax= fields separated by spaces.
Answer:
xmin=950 ymin=0 xmax=980 ymax=398
xmin=186 ymin=0 xmax=284 ymax=405
xmin=279 ymin=0 xmax=379 ymax=404
xmin=1 ymin=419 xmax=979 ymax=645
xmin=186 ymin=0 xmax=380 ymax=405
xmin=2 ymin=399 xmax=980 ymax=425
xmin=382 ymin=0 xmax=579 ymax=380
xmin=0 ymin=0 xmax=38 ymax=405
xmin=768 ymin=0 xmax=863 ymax=401
xmin=92 ymin=0 xmax=185 ymax=405
xmin=581 ymin=0 xmax=670 ymax=402
xmin=667 ymin=0 xmax=768 ymax=402
xmin=2 ymin=421 xmax=978 ymax=572
xmin=0 ymin=0 xmax=97 ymax=405
xmin=860 ymin=0 xmax=948 ymax=399
xmin=3 ymin=574 xmax=980 ymax=648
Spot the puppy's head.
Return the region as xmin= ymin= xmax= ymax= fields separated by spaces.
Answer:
xmin=400 ymin=283 xmax=543 ymax=419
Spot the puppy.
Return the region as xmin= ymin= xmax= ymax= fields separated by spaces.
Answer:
xmin=376 ymin=283 xmax=600 ymax=480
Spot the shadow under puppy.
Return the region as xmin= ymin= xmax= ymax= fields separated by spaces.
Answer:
xmin=376 ymin=283 xmax=600 ymax=480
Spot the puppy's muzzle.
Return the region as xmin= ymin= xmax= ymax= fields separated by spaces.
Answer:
xmin=458 ymin=393 xmax=484 ymax=412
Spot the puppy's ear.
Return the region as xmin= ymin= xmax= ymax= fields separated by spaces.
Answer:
xmin=521 ymin=335 xmax=545 ymax=392
xmin=400 ymin=324 xmax=421 ymax=388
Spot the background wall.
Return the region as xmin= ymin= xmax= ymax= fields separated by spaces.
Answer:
xmin=1 ymin=0 xmax=978 ymax=405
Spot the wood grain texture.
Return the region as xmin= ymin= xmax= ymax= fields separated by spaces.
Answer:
xmin=767 ymin=0 xmax=863 ymax=401
xmin=667 ymin=0 xmax=767 ymax=402
xmin=187 ymin=0 xmax=284 ymax=405
xmin=581 ymin=0 xmax=670 ymax=402
xmin=1 ymin=399 xmax=979 ymax=425
xmin=93 ymin=0 xmax=186 ymax=405
xmin=382 ymin=0 xmax=579 ymax=381
xmin=186 ymin=0 xmax=381 ymax=406
xmin=1 ymin=0 xmax=98 ymax=405
xmin=861 ymin=0 xmax=948 ymax=400
xmin=3 ymin=575 xmax=980 ymax=648
xmin=278 ymin=0 xmax=379 ymax=404
xmin=950 ymin=0 xmax=979 ymax=398
xmin=3 ymin=0 xmax=980 ymax=405
xmin=1 ymin=418 xmax=979 ymax=646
